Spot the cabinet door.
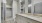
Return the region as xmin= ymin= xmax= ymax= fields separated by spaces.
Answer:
xmin=16 ymin=15 xmax=28 ymax=23
xmin=27 ymin=18 xmax=41 ymax=23
xmin=16 ymin=15 xmax=42 ymax=23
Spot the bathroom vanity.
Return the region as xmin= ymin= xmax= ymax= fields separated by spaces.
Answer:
xmin=15 ymin=13 xmax=42 ymax=23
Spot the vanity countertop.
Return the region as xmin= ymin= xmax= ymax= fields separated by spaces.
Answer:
xmin=16 ymin=13 xmax=42 ymax=22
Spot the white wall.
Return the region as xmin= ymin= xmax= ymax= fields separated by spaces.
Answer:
xmin=12 ymin=0 xmax=17 ymax=21
xmin=25 ymin=0 xmax=28 ymax=13
xmin=0 ymin=0 xmax=1 ymax=23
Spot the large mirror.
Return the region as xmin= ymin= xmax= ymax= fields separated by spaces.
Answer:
xmin=34 ymin=2 xmax=42 ymax=14
xmin=28 ymin=0 xmax=31 ymax=13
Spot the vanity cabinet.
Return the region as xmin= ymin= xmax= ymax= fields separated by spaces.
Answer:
xmin=15 ymin=15 xmax=42 ymax=23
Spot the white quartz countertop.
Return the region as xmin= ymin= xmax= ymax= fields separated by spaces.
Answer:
xmin=17 ymin=13 xmax=42 ymax=22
